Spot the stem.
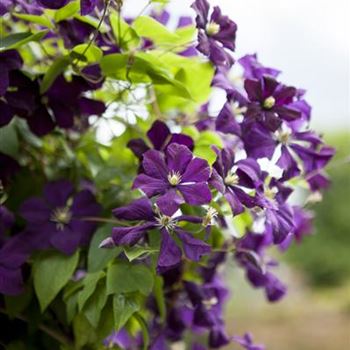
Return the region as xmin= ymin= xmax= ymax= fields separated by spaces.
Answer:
xmin=80 ymin=216 xmax=131 ymax=226
xmin=73 ymin=0 xmax=111 ymax=66
xmin=0 ymin=308 xmax=73 ymax=346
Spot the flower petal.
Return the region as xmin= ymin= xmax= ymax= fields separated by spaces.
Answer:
xmin=157 ymin=229 xmax=182 ymax=274
xmin=178 ymin=183 xmax=211 ymax=205
xmin=181 ymin=158 xmax=210 ymax=183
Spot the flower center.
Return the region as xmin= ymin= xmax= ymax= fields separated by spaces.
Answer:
xmin=202 ymin=296 xmax=218 ymax=309
xmin=277 ymin=130 xmax=291 ymax=145
xmin=206 ymin=21 xmax=220 ymax=36
xmin=50 ymin=206 xmax=72 ymax=231
xmin=263 ymin=96 xmax=276 ymax=109
xmin=224 ymin=172 xmax=239 ymax=186
xmin=156 ymin=214 xmax=177 ymax=231
xmin=167 ymin=171 xmax=182 ymax=186
xmin=265 ymin=186 xmax=278 ymax=200
xmin=203 ymin=207 xmax=218 ymax=227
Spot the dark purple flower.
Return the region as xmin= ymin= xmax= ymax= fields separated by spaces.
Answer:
xmin=132 ymin=143 xmax=211 ymax=216
xmin=191 ymin=0 xmax=237 ymax=68
xmin=128 ymin=120 xmax=194 ymax=161
xmin=210 ymin=147 xmax=261 ymax=215
xmin=101 ymin=197 xmax=210 ymax=273
xmin=244 ymin=76 xmax=301 ymax=131
xmin=37 ymin=0 xmax=70 ymax=9
xmin=239 ymin=54 xmax=281 ymax=80
xmin=233 ymin=333 xmax=265 ymax=350
xmin=4 ymin=71 xmax=105 ymax=136
xmin=20 ymin=180 xmax=101 ymax=255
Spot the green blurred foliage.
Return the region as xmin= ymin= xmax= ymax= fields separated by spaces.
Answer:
xmin=287 ymin=132 xmax=350 ymax=288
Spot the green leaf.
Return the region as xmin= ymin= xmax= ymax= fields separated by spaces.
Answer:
xmin=83 ymin=281 xmax=108 ymax=327
xmin=107 ymin=262 xmax=154 ymax=296
xmin=133 ymin=16 xmax=180 ymax=45
xmin=113 ymin=294 xmax=140 ymax=331
xmin=54 ymin=1 xmax=80 ymax=22
xmin=153 ymin=276 xmax=166 ymax=322
xmin=110 ymin=12 xmax=140 ymax=50
xmin=4 ymin=288 xmax=32 ymax=318
xmin=124 ymin=246 xmax=158 ymax=262
xmin=40 ymin=56 xmax=71 ymax=94
xmin=13 ymin=13 xmax=53 ymax=28
xmin=33 ymin=250 xmax=80 ymax=312
xmin=87 ymin=224 xmax=122 ymax=273
xmin=71 ymin=43 xmax=103 ymax=63
xmin=134 ymin=313 xmax=149 ymax=350
xmin=0 ymin=31 xmax=48 ymax=50
xmin=0 ymin=122 xmax=19 ymax=157
xmin=73 ymin=313 xmax=97 ymax=348
xmin=77 ymin=272 xmax=105 ymax=311
xmin=194 ymin=131 xmax=223 ymax=165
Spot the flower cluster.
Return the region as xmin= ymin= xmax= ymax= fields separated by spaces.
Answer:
xmin=0 ymin=0 xmax=335 ymax=349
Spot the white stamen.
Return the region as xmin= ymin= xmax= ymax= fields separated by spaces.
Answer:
xmin=167 ymin=171 xmax=182 ymax=186
xmin=206 ymin=21 xmax=220 ymax=35
xmin=224 ymin=172 xmax=239 ymax=186
xmin=50 ymin=206 xmax=72 ymax=231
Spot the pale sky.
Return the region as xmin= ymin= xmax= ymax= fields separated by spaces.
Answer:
xmin=124 ymin=0 xmax=350 ymax=132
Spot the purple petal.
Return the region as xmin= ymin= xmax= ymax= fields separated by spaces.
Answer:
xmin=181 ymin=158 xmax=210 ymax=183
xmin=142 ymin=149 xmax=168 ymax=180
xmin=50 ymin=227 xmax=81 ymax=255
xmin=80 ymin=0 xmax=98 ymax=15
xmin=112 ymin=223 xmax=154 ymax=246
xmin=113 ymin=197 xmax=154 ymax=221
xmin=175 ymin=228 xmax=210 ymax=261
xmin=166 ymin=143 xmax=193 ymax=175
xmin=147 ymin=120 xmax=170 ymax=150
xmin=157 ymin=229 xmax=182 ymax=274
xmin=20 ymin=198 xmax=50 ymax=224
xmin=0 ymin=266 xmax=23 ymax=295
xmin=216 ymin=102 xmax=241 ymax=135
xmin=191 ymin=0 xmax=209 ymax=28
xmin=132 ymin=174 xmax=168 ymax=197
xmin=178 ymin=183 xmax=212 ymax=205
xmin=156 ymin=189 xmax=184 ymax=216
xmin=44 ymin=180 xmax=74 ymax=208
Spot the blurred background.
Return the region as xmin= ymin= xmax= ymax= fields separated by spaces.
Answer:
xmin=124 ymin=0 xmax=350 ymax=348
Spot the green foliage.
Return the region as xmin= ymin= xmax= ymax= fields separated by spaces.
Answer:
xmin=106 ymin=262 xmax=154 ymax=295
xmin=0 ymin=31 xmax=48 ymax=50
xmin=113 ymin=294 xmax=140 ymax=331
xmin=88 ymin=224 xmax=122 ymax=273
xmin=33 ymin=250 xmax=80 ymax=311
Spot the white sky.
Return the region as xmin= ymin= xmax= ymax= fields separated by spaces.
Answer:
xmin=124 ymin=0 xmax=350 ymax=132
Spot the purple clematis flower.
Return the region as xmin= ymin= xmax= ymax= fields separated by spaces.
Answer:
xmin=132 ymin=143 xmax=212 ymax=216
xmin=235 ymin=231 xmax=287 ymax=302
xmin=20 ymin=180 xmax=101 ymax=255
xmin=101 ymin=197 xmax=210 ymax=273
xmin=184 ymin=278 xmax=231 ymax=348
xmin=4 ymin=71 xmax=105 ymax=136
xmin=233 ymin=333 xmax=265 ymax=350
xmin=244 ymin=76 xmax=301 ymax=131
xmin=239 ymin=54 xmax=281 ymax=80
xmin=128 ymin=120 xmax=194 ymax=161
xmin=191 ymin=0 xmax=237 ymax=68
xmin=210 ymin=147 xmax=261 ymax=215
